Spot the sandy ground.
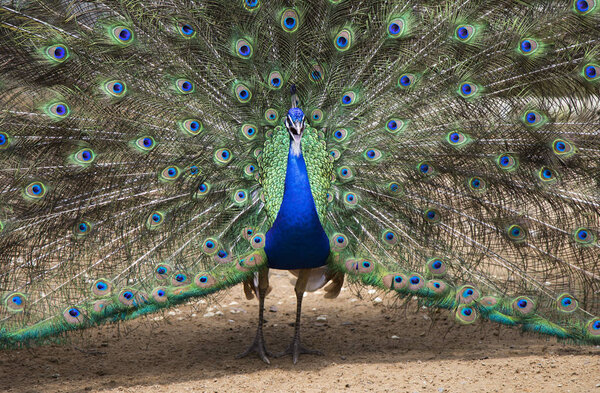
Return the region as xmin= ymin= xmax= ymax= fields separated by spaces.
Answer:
xmin=0 ymin=270 xmax=599 ymax=393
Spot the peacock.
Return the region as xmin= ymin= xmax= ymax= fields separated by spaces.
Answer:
xmin=0 ymin=0 xmax=599 ymax=365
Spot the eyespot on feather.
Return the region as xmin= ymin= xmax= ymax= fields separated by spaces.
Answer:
xmin=214 ymin=148 xmax=233 ymax=165
xmin=334 ymin=29 xmax=352 ymax=51
xmin=264 ymin=108 xmax=279 ymax=123
xmin=111 ymin=26 xmax=134 ymax=45
xmin=73 ymin=148 xmax=96 ymax=165
xmin=46 ymin=44 xmax=69 ymax=62
xmin=456 ymin=285 xmax=480 ymax=304
xmin=155 ymin=263 xmax=173 ymax=280
xmin=172 ymin=272 xmax=189 ymax=287
xmin=195 ymin=273 xmax=216 ymax=289
xmin=146 ymin=211 xmax=165 ymax=229
xmin=91 ymin=279 xmax=112 ymax=297
xmin=180 ymin=119 xmax=203 ymax=136
xmin=281 ymin=9 xmax=299 ymax=33
xmin=331 ymin=233 xmax=348 ymax=251
xmin=383 ymin=273 xmax=408 ymax=291
xmin=104 ymin=80 xmax=127 ymax=97
xmin=176 ymin=79 xmax=194 ymax=94
xmin=24 ymin=181 xmax=47 ymax=200
xmin=152 ymin=287 xmax=169 ymax=303
xmin=63 ymin=307 xmax=85 ymax=324
xmin=512 ymin=296 xmax=536 ymax=315
xmin=236 ymin=39 xmax=253 ymax=58
xmin=407 ymin=273 xmax=425 ymax=291
xmin=455 ymin=304 xmax=477 ymax=324
xmin=556 ymin=293 xmax=578 ymax=313
xmin=425 ymin=258 xmax=446 ymax=276
xmin=5 ymin=293 xmax=26 ymax=312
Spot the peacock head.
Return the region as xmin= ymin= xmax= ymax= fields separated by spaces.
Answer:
xmin=285 ymin=107 xmax=306 ymax=143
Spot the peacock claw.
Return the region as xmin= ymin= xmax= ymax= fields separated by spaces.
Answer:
xmin=236 ymin=331 xmax=273 ymax=364
xmin=275 ymin=338 xmax=324 ymax=364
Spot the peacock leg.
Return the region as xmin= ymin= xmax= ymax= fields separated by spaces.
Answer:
xmin=275 ymin=268 xmax=324 ymax=364
xmin=236 ymin=267 xmax=273 ymax=364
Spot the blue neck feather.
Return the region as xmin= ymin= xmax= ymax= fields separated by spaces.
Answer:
xmin=265 ymin=140 xmax=330 ymax=270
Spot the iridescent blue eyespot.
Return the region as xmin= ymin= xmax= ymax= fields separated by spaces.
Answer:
xmin=577 ymin=0 xmax=590 ymax=12
xmin=461 ymin=307 xmax=472 ymax=316
xmin=156 ymin=266 xmax=167 ymax=275
xmin=236 ymin=39 xmax=253 ymax=58
xmin=521 ymin=40 xmax=532 ymax=52
xmin=0 ymin=132 xmax=7 ymax=146
xmin=461 ymin=83 xmax=472 ymax=95
xmin=399 ymin=75 xmax=411 ymax=86
xmin=575 ymin=0 xmax=596 ymax=14
xmin=175 ymin=274 xmax=186 ymax=282
xmin=586 ymin=65 xmax=597 ymax=78
xmin=387 ymin=17 xmax=405 ymax=38
xmin=281 ymin=9 xmax=299 ymax=32
xmin=69 ymin=308 xmax=80 ymax=317
xmin=337 ymin=36 xmax=347 ymax=47
xmin=46 ymin=45 xmax=69 ymax=62
xmin=123 ymin=291 xmax=133 ymax=300
xmin=180 ymin=24 xmax=194 ymax=36
xmin=410 ymin=276 xmax=420 ymax=285
xmin=457 ymin=27 xmax=469 ymax=39
xmin=157 ymin=289 xmax=165 ymax=297
xmin=12 ymin=296 xmax=22 ymax=305
xmin=394 ymin=276 xmax=402 ymax=283
xmin=112 ymin=27 xmax=133 ymax=45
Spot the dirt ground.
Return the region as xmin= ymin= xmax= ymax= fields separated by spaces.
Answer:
xmin=0 ymin=270 xmax=598 ymax=393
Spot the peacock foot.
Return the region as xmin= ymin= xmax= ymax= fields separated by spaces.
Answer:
xmin=275 ymin=337 xmax=323 ymax=364
xmin=236 ymin=329 xmax=273 ymax=364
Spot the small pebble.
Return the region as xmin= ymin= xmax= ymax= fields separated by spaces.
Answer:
xmin=391 ymin=335 xmax=399 ymax=339
xmin=203 ymin=312 xmax=215 ymax=318
xmin=374 ymin=297 xmax=383 ymax=303
xmin=269 ymin=306 xmax=278 ymax=312
xmin=367 ymin=289 xmax=376 ymax=295
xmin=316 ymin=315 xmax=327 ymax=321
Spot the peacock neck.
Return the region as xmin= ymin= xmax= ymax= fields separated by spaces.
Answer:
xmin=264 ymin=139 xmax=331 ymax=270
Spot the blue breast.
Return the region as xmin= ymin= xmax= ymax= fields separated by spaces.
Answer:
xmin=265 ymin=143 xmax=330 ymax=270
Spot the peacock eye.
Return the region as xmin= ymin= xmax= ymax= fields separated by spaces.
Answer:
xmin=268 ymin=71 xmax=283 ymax=89
xmin=104 ymin=80 xmax=127 ymax=97
xmin=178 ymin=23 xmax=196 ymax=38
xmin=398 ymin=73 xmax=416 ymax=88
xmin=455 ymin=25 xmax=475 ymax=42
xmin=180 ymin=119 xmax=202 ymax=136
xmin=281 ymin=9 xmax=299 ymax=33
xmin=112 ymin=26 xmax=134 ymax=45
xmin=176 ymin=79 xmax=194 ymax=94
xmin=47 ymin=102 xmax=70 ymax=119
xmin=309 ymin=64 xmax=324 ymax=82
xmin=458 ymin=82 xmax=478 ymax=98
xmin=523 ymin=110 xmax=545 ymax=126
xmin=334 ymin=29 xmax=353 ymax=51
xmin=234 ymin=189 xmax=248 ymax=204
xmin=519 ymin=39 xmax=539 ymax=55
xmin=583 ymin=63 xmax=599 ymax=81
xmin=214 ymin=148 xmax=232 ymax=165
xmin=74 ymin=148 xmax=96 ymax=164
xmin=235 ymin=83 xmax=252 ymax=102
xmin=236 ymin=39 xmax=253 ymax=58
xmin=46 ymin=45 xmax=69 ymax=62
xmin=265 ymin=108 xmax=279 ymax=123
xmin=341 ymin=91 xmax=357 ymax=106
xmin=574 ymin=0 xmax=596 ymax=14
xmin=387 ymin=18 xmax=405 ymax=38
xmin=134 ymin=136 xmax=156 ymax=152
